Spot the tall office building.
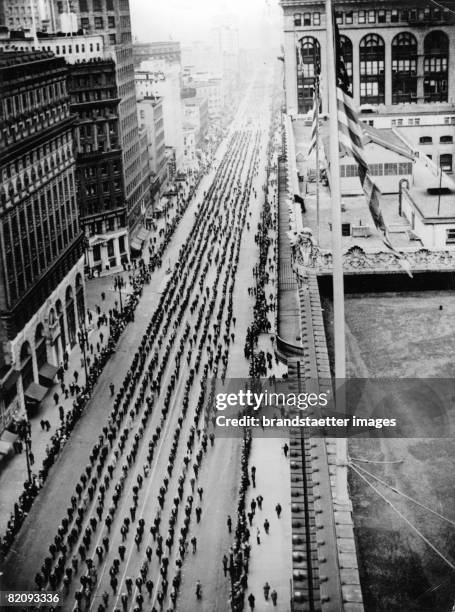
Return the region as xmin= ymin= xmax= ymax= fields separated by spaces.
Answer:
xmin=0 ymin=51 xmax=85 ymax=432
xmin=50 ymin=0 xmax=149 ymax=235
xmin=280 ymin=0 xmax=455 ymax=168
xmin=0 ymin=0 xmax=53 ymax=32
xmin=133 ymin=41 xmax=181 ymax=69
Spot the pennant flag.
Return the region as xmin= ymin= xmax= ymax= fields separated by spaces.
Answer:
xmin=334 ymin=18 xmax=412 ymax=277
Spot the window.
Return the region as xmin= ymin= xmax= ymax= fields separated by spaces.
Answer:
xmin=296 ymin=36 xmax=321 ymax=114
xmin=342 ymin=223 xmax=351 ymax=236
xmin=335 ymin=12 xmax=343 ymax=24
xmin=303 ymin=13 xmax=311 ymax=26
xmin=95 ymin=16 xmax=103 ymax=29
xmin=93 ymin=0 xmax=103 ymax=11
xmin=369 ymin=163 xmax=383 ymax=176
xmin=358 ymin=10 xmax=365 ymax=24
xmin=313 ymin=12 xmax=320 ymax=26
xmin=79 ymin=0 xmax=88 ymax=10
xmin=419 ymin=136 xmax=432 ymax=144
xmin=424 ymin=31 xmax=449 ymax=103
xmin=293 ymin=13 xmax=301 ymax=26
xmin=345 ymin=11 xmax=353 ymax=24
xmin=108 ymin=16 xmax=115 ymax=28
xmin=446 ymin=229 xmax=455 ymax=244
xmin=400 ymin=9 xmax=408 ymax=21
xmin=440 ymin=154 xmax=453 ymax=172
xmin=399 ymin=162 xmax=413 ymax=174
xmin=106 ymin=0 xmax=114 ymax=9
xmin=392 ymin=32 xmax=417 ymax=104
xmin=109 ymin=34 xmax=116 ymax=45
xmin=378 ymin=10 xmax=386 ymax=23
xmin=360 ymin=34 xmax=385 ymax=105
xmin=391 ymin=10 xmax=399 ymax=23
xmin=440 ymin=135 xmax=453 ymax=143
xmin=81 ymin=17 xmax=89 ymax=29
xmin=384 ymin=163 xmax=398 ymax=175
xmin=368 ymin=10 xmax=376 ymax=23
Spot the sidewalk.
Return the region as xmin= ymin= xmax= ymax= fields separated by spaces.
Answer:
xmin=0 ymin=285 xmax=116 ymax=536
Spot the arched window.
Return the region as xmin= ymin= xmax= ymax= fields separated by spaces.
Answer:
xmin=359 ymin=34 xmax=385 ymax=105
xmin=296 ymin=37 xmax=321 ymax=114
xmin=35 ymin=323 xmax=47 ymax=368
xmin=76 ymin=273 xmax=85 ymax=327
xmin=339 ymin=36 xmax=353 ymax=94
xmin=424 ymin=31 xmax=449 ymax=102
xmin=392 ymin=33 xmax=418 ymax=104
xmin=20 ymin=341 xmax=34 ymax=390
xmin=440 ymin=153 xmax=452 ymax=172
xmin=65 ymin=286 xmax=76 ymax=346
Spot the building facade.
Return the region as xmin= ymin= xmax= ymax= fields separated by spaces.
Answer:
xmin=280 ymin=0 xmax=455 ymax=168
xmin=0 ymin=51 xmax=85 ymax=432
xmin=48 ymin=0 xmax=150 ymax=239
xmin=182 ymin=94 xmax=209 ymax=147
xmin=135 ymin=60 xmax=184 ymax=171
xmin=133 ymin=41 xmax=181 ymax=68
xmin=68 ymin=57 xmax=129 ymax=273
xmin=0 ymin=0 xmax=53 ymax=32
xmin=137 ymin=95 xmax=168 ymax=202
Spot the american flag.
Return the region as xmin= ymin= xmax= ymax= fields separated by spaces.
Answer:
xmin=307 ymin=88 xmax=319 ymax=157
xmin=334 ymin=19 xmax=412 ymax=275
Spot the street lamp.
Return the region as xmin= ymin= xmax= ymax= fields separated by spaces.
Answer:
xmin=79 ymin=328 xmax=89 ymax=387
xmin=114 ymin=276 xmax=124 ymax=313
xmin=18 ymin=418 xmax=33 ymax=483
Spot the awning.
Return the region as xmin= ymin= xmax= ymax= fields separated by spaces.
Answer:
xmin=25 ymin=382 xmax=48 ymax=404
xmin=130 ymin=239 xmax=143 ymax=252
xmin=0 ymin=431 xmax=18 ymax=457
xmin=39 ymin=362 xmax=58 ymax=386
xmin=1 ymin=368 xmax=20 ymax=391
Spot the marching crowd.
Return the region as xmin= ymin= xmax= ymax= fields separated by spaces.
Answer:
xmin=3 ymin=124 xmax=266 ymax=612
xmin=2 ymin=83 xmax=287 ymax=612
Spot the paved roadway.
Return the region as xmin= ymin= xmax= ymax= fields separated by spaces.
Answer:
xmin=2 ymin=66 xmax=276 ymax=612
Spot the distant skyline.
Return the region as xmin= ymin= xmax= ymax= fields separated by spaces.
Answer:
xmin=130 ymin=0 xmax=282 ymax=50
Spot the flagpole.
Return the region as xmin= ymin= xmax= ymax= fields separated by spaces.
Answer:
xmin=315 ymin=77 xmax=320 ymax=245
xmin=325 ymin=0 xmax=349 ymax=504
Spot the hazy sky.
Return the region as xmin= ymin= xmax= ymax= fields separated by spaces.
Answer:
xmin=130 ymin=0 xmax=282 ymax=49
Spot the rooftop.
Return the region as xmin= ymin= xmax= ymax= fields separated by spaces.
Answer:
xmin=291 ymin=116 xmax=455 ymax=252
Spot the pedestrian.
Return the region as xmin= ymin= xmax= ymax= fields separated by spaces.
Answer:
xmin=271 ymin=589 xmax=277 ymax=605
xmin=264 ymin=519 xmax=270 ymax=534
xmin=222 ymin=554 xmax=228 ymax=576
xmin=53 ymin=391 xmax=59 ymax=405
xmin=256 ymin=494 xmax=263 ymax=510
xmin=227 ymin=515 xmax=232 ymax=533
xmin=256 ymin=528 xmax=261 ymax=545
xmin=275 ymin=503 xmax=282 ymax=518
xmin=263 ymin=582 xmax=270 ymax=600
xmin=110 ymin=383 xmax=115 ymax=396
xmin=283 ymin=442 xmax=289 ymax=457
xmin=191 ymin=536 xmax=197 ymax=553
xmin=248 ymin=593 xmax=255 ymax=610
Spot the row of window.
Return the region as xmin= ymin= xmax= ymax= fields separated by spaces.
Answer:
xmin=420 ymin=135 xmax=453 ymax=144
xmin=294 ymin=6 xmax=450 ymax=27
xmin=340 ymin=162 xmax=413 ymax=178
xmin=297 ymin=31 xmax=449 ymax=111
xmin=79 ymin=0 xmax=115 ymax=12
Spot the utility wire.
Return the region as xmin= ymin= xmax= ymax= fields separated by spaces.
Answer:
xmin=349 ymin=463 xmax=455 ymax=572
xmin=350 ymin=460 xmax=455 ymax=527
